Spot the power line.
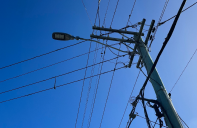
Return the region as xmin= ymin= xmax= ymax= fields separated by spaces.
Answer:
xmin=0 ymin=41 xmax=85 ymax=70
xmin=75 ymin=41 xmax=92 ymax=128
xmin=159 ymin=2 xmax=197 ymax=26
xmin=137 ymin=115 xmax=168 ymax=128
xmin=148 ymin=0 xmax=169 ymax=50
xmin=102 ymin=0 xmax=111 ymax=26
xmin=99 ymin=44 xmax=121 ymax=128
xmin=170 ymin=48 xmax=197 ymax=93
xmin=75 ymin=1 xmax=101 ymax=127
xmin=110 ymin=0 xmax=120 ymax=27
xmin=0 ymin=66 xmax=125 ymax=104
xmin=0 ymin=43 xmax=119 ymax=83
xmin=81 ymin=0 xmax=93 ymax=26
xmin=126 ymin=0 xmax=136 ymax=26
xmin=87 ymin=1 xmax=121 ymax=127
xmin=87 ymin=40 xmax=109 ymax=128
xmin=0 ymin=55 xmax=125 ymax=95
xmin=81 ymin=43 xmax=99 ymax=128
xmin=118 ymin=70 xmax=140 ymax=128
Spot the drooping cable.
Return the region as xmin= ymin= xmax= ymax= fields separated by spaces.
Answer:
xmin=0 ymin=66 xmax=125 ymax=104
xmin=0 ymin=41 xmax=85 ymax=70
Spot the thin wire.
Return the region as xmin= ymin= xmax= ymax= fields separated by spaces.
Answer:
xmin=0 ymin=66 xmax=125 ymax=104
xmin=75 ymin=1 xmax=101 ymax=127
xmin=148 ymin=0 xmax=169 ymax=50
xmin=137 ymin=115 xmax=168 ymax=128
xmin=81 ymin=0 xmax=93 ymax=26
xmin=110 ymin=0 xmax=120 ymax=26
xmin=159 ymin=2 xmax=197 ymax=26
xmin=170 ymin=48 xmax=197 ymax=93
xmin=99 ymin=45 xmax=121 ymax=128
xmin=118 ymin=70 xmax=140 ymax=128
xmin=178 ymin=114 xmax=189 ymax=128
xmin=152 ymin=118 xmax=158 ymax=128
xmin=102 ymin=0 xmax=111 ymax=26
xmin=0 ymin=41 xmax=85 ymax=70
xmin=0 ymin=56 xmax=125 ymax=95
xmin=126 ymin=0 xmax=137 ymax=26
xmin=81 ymin=43 xmax=99 ymax=128
xmin=0 ymin=43 xmax=119 ymax=83
xmin=87 ymin=40 xmax=108 ymax=128
xmin=108 ymin=47 xmax=119 ymax=56
xmin=87 ymin=1 xmax=121 ymax=126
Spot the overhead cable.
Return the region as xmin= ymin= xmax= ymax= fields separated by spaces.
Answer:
xmin=81 ymin=0 xmax=93 ymax=26
xmin=87 ymin=1 xmax=121 ymax=126
xmin=81 ymin=43 xmax=99 ymax=128
xmin=0 ymin=66 xmax=125 ymax=104
xmin=126 ymin=0 xmax=137 ymax=26
xmin=75 ymin=2 xmax=101 ymax=127
xmin=0 ymin=43 xmax=119 ymax=83
xmin=118 ymin=70 xmax=140 ymax=128
xmin=148 ymin=0 xmax=169 ymax=50
xmin=99 ymin=44 xmax=121 ymax=128
xmin=137 ymin=115 xmax=168 ymax=128
xmin=170 ymin=48 xmax=197 ymax=93
xmin=159 ymin=2 xmax=197 ymax=26
xmin=0 ymin=41 xmax=85 ymax=70
xmin=102 ymin=0 xmax=111 ymax=26
xmin=0 ymin=55 xmax=126 ymax=95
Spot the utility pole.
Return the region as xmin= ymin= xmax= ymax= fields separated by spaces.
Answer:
xmin=90 ymin=19 xmax=183 ymax=128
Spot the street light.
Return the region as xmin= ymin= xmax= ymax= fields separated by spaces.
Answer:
xmin=52 ymin=32 xmax=130 ymax=53
xmin=52 ymin=32 xmax=75 ymax=41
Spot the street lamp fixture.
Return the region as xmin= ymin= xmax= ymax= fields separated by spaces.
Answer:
xmin=52 ymin=32 xmax=75 ymax=41
xmin=52 ymin=32 xmax=131 ymax=54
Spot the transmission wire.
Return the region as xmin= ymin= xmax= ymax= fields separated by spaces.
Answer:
xmin=148 ymin=0 xmax=169 ymax=50
xmin=99 ymin=44 xmax=121 ymax=128
xmin=159 ymin=2 xmax=197 ymax=26
xmin=118 ymin=70 xmax=140 ymax=128
xmin=0 ymin=56 xmax=125 ymax=95
xmin=87 ymin=0 xmax=121 ymax=126
xmin=0 ymin=41 xmax=85 ymax=70
xmin=0 ymin=66 xmax=125 ymax=104
xmin=75 ymin=1 xmax=101 ymax=127
xmin=170 ymin=48 xmax=197 ymax=93
xmin=0 ymin=43 xmax=119 ymax=84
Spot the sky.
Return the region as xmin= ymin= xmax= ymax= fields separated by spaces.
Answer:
xmin=0 ymin=0 xmax=197 ymax=128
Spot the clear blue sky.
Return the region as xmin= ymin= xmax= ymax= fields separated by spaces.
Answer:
xmin=0 ymin=0 xmax=197 ymax=128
